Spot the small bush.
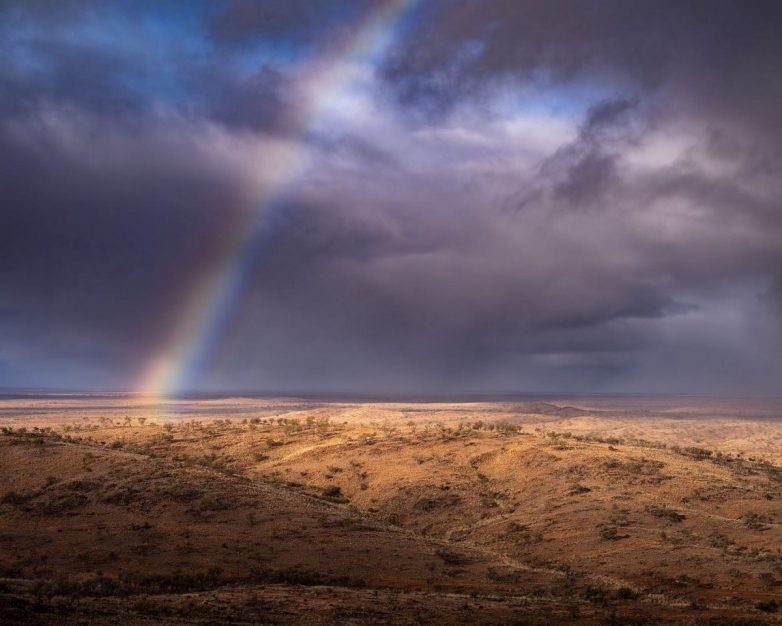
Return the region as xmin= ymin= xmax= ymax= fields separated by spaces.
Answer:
xmin=743 ymin=512 xmax=771 ymax=531
xmin=1 ymin=491 xmax=28 ymax=506
xmin=435 ymin=548 xmax=473 ymax=566
xmin=615 ymin=586 xmax=638 ymax=600
xmin=682 ymin=446 xmax=713 ymax=460
xmin=250 ymin=567 xmax=365 ymax=589
xmin=323 ymin=485 xmax=342 ymax=498
xmin=599 ymin=525 xmax=627 ymax=541
xmin=756 ymin=599 xmax=780 ymax=613
xmin=646 ymin=505 xmax=685 ymax=522
xmin=709 ymin=533 xmax=734 ymax=549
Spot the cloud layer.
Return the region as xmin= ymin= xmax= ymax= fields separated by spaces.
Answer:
xmin=1 ymin=0 xmax=780 ymax=393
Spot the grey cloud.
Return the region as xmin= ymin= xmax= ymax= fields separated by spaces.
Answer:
xmin=0 ymin=109 xmax=259 ymax=384
xmin=553 ymin=151 xmax=617 ymax=206
xmin=509 ymin=98 xmax=641 ymax=211
xmin=0 ymin=0 xmax=781 ymax=394
xmin=197 ymin=65 xmax=298 ymax=133
xmin=207 ymin=0 xmax=386 ymax=48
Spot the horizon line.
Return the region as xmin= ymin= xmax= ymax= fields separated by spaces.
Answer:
xmin=1 ymin=388 xmax=781 ymax=401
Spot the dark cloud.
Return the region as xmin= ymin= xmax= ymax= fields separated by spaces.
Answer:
xmin=0 ymin=0 xmax=780 ymax=393
xmin=0 ymin=109 xmax=258 ymax=385
xmin=207 ymin=0 xmax=386 ymax=47
xmin=197 ymin=65 xmax=298 ymax=133
xmin=507 ymin=98 xmax=641 ymax=211
xmin=382 ymin=1 xmax=782 ymax=111
xmin=208 ymin=0 xmax=330 ymax=45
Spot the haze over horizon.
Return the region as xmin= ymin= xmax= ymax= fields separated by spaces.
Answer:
xmin=1 ymin=0 xmax=781 ymax=395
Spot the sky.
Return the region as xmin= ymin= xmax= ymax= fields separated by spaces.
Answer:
xmin=1 ymin=0 xmax=781 ymax=395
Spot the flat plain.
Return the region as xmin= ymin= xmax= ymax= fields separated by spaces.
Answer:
xmin=1 ymin=394 xmax=782 ymax=624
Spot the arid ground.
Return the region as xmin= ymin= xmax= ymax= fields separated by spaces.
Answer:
xmin=2 ymin=394 xmax=782 ymax=624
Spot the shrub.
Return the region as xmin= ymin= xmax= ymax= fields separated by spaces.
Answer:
xmin=709 ymin=533 xmax=734 ymax=548
xmin=599 ymin=526 xmax=627 ymax=541
xmin=646 ymin=505 xmax=685 ymax=522
xmin=584 ymin=585 xmax=609 ymax=606
xmin=435 ymin=548 xmax=473 ymax=566
xmin=682 ymin=446 xmax=712 ymax=460
xmin=756 ymin=599 xmax=780 ymax=613
xmin=494 ymin=422 xmax=521 ymax=435
xmin=250 ymin=567 xmax=365 ymax=589
xmin=196 ymin=495 xmax=234 ymax=511
xmin=323 ymin=485 xmax=342 ymax=498
xmin=1 ymin=491 xmax=28 ymax=505
xmin=744 ymin=512 xmax=771 ymax=531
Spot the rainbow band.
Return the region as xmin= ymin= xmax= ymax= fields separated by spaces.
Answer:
xmin=138 ymin=0 xmax=418 ymax=396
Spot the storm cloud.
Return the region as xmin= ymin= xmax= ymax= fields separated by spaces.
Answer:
xmin=0 ymin=0 xmax=780 ymax=393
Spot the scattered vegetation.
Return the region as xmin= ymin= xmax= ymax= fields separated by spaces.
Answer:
xmin=2 ymin=399 xmax=782 ymax=624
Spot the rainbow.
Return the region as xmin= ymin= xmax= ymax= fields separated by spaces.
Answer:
xmin=138 ymin=0 xmax=419 ymax=397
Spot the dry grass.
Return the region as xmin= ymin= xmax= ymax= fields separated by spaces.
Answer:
xmin=1 ymin=394 xmax=782 ymax=624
